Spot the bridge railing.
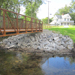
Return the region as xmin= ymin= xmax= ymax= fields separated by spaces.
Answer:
xmin=0 ymin=8 xmax=43 ymax=37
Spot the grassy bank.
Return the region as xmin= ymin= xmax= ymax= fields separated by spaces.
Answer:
xmin=44 ymin=25 xmax=75 ymax=43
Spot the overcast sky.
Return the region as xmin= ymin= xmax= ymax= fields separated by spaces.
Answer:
xmin=20 ymin=0 xmax=71 ymax=19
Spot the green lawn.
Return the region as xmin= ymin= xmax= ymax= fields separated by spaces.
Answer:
xmin=44 ymin=25 xmax=75 ymax=43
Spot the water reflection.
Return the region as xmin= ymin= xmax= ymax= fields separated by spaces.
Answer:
xmin=1 ymin=50 xmax=75 ymax=75
xmin=41 ymin=56 xmax=75 ymax=75
xmin=0 ymin=50 xmax=43 ymax=75
xmin=66 ymin=56 xmax=75 ymax=65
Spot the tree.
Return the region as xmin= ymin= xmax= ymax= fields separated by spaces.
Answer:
xmin=55 ymin=5 xmax=71 ymax=15
xmin=0 ymin=0 xmax=6 ymax=15
xmin=70 ymin=13 xmax=75 ymax=23
xmin=0 ymin=0 xmax=21 ymax=16
xmin=70 ymin=0 xmax=75 ymax=12
xmin=0 ymin=0 xmax=45 ymax=18
xmin=55 ymin=0 xmax=75 ymax=15
xmin=2 ymin=0 xmax=21 ymax=13
xmin=42 ymin=17 xmax=52 ymax=24
xmin=25 ymin=0 xmax=43 ymax=18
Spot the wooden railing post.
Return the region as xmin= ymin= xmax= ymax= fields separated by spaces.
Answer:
xmin=25 ymin=16 xmax=27 ymax=33
xmin=31 ymin=18 xmax=33 ymax=32
xmin=16 ymin=13 xmax=19 ymax=34
xmin=3 ymin=10 xmax=6 ymax=35
xmin=21 ymin=20 xmax=23 ymax=29
xmin=36 ymin=19 xmax=37 ymax=32
xmin=8 ymin=19 xmax=9 ymax=29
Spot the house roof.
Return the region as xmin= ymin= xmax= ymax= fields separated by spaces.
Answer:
xmin=62 ymin=14 xmax=71 ymax=18
xmin=56 ymin=15 xmax=62 ymax=19
xmin=55 ymin=14 xmax=71 ymax=19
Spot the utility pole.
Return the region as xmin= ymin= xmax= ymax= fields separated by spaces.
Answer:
xmin=48 ymin=1 xmax=50 ymax=24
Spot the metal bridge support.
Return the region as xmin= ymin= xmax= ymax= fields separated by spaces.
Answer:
xmin=3 ymin=10 xmax=6 ymax=36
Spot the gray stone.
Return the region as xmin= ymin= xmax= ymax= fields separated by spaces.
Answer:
xmin=54 ymin=37 xmax=59 ymax=41
xmin=30 ymin=36 xmax=35 ymax=41
xmin=61 ymin=41 xmax=65 ymax=45
xmin=5 ymin=45 xmax=16 ymax=49
xmin=59 ymin=45 xmax=66 ymax=50
xmin=1 ymin=30 xmax=74 ymax=52
xmin=37 ymin=46 xmax=42 ymax=50
xmin=49 ymin=39 xmax=52 ymax=42
xmin=67 ymin=45 xmax=73 ymax=50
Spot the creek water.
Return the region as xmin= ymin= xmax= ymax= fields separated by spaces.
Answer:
xmin=0 ymin=50 xmax=75 ymax=75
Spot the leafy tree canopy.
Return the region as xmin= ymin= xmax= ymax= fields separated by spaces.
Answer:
xmin=70 ymin=13 xmax=75 ymax=23
xmin=25 ymin=0 xmax=42 ymax=18
xmin=0 ymin=0 xmax=45 ymax=18
xmin=70 ymin=0 xmax=75 ymax=12
xmin=42 ymin=17 xmax=53 ymax=24
xmin=55 ymin=5 xmax=71 ymax=15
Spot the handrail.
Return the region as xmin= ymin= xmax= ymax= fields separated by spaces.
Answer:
xmin=0 ymin=8 xmax=43 ymax=37
xmin=0 ymin=8 xmax=41 ymax=21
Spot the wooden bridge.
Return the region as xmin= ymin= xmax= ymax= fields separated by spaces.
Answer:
xmin=0 ymin=8 xmax=43 ymax=37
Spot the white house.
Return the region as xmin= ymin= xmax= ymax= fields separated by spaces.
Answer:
xmin=50 ymin=14 xmax=74 ymax=25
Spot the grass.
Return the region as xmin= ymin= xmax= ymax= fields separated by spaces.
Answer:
xmin=43 ymin=25 xmax=75 ymax=43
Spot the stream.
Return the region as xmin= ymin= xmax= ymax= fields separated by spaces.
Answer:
xmin=0 ymin=50 xmax=75 ymax=75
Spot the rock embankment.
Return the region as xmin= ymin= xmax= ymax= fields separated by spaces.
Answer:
xmin=0 ymin=30 xmax=74 ymax=52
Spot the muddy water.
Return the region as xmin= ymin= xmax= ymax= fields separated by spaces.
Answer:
xmin=0 ymin=50 xmax=75 ymax=75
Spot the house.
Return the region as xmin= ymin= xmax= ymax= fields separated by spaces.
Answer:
xmin=50 ymin=14 xmax=74 ymax=25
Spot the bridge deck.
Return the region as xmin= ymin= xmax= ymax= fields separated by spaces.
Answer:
xmin=0 ymin=29 xmax=42 ymax=37
xmin=0 ymin=29 xmax=42 ymax=33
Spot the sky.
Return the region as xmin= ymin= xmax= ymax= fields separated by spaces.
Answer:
xmin=20 ymin=0 xmax=71 ymax=19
